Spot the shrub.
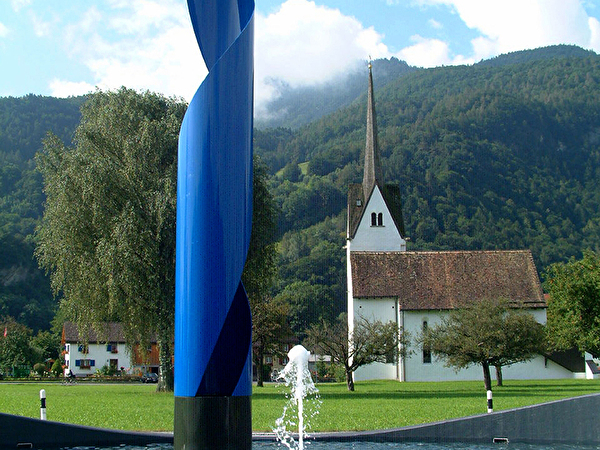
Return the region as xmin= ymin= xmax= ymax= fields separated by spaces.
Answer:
xmin=50 ymin=359 xmax=63 ymax=377
xmin=33 ymin=363 xmax=46 ymax=377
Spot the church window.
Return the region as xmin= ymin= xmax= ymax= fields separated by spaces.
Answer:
xmin=371 ymin=212 xmax=384 ymax=227
xmin=422 ymin=321 xmax=432 ymax=364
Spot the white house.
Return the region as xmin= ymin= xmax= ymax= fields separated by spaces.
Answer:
xmin=346 ymin=64 xmax=585 ymax=383
xmin=61 ymin=322 xmax=159 ymax=377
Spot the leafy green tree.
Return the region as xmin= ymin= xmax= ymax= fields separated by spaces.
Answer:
xmin=545 ymin=251 xmax=600 ymax=355
xmin=251 ymin=296 xmax=290 ymax=387
xmin=243 ymin=157 xmax=278 ymax=303
xmin=35 ymin=88 xmax=186 ymax=391
xmin=241 ymin=157 xmax=289 ymax=387
xmin=421 ymin=298 xmax=546 ymax=391
xmin=0 ymin=318 xmax=34 ymax=374
xmin=280 ymin=161 xmax=302 ymax=182
xmin=275 ymin=281 xmax=336 ymax=336
xmin=30 ymin=329 xmax=60 ymax=363
xmin=305 ymin=313 xmax=409 ymax=391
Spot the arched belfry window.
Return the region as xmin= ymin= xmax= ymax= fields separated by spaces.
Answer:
xmin=371 ymin=212 xmax=384 ymax=227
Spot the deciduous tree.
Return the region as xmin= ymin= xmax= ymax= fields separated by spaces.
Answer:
xmin=421 ymin=298 xmax=546 ymax=391
xmin=242 ymin=157 xmax=289 ymax=387
xmin=305 ymin=313 xmax=409 ymax=391
xmin=36 ymin=88 xmax=185 ymax=391
xmin=0 ymin=318 xmax=34 ymax=375
xmin=545 ymin=251 xmax=600 ymax=355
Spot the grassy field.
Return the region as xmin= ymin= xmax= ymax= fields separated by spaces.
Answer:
xmin=0 ymin=379 xmax=599 ymax=432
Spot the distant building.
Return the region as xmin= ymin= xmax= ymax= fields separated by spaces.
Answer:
xmin=346 ymin=64 xmax=585 ymax=382
xmin=61 ymin=322 xmax=159 ymax=377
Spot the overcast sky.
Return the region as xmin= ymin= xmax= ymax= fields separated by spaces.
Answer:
xmin=1 ymin=0 xmax=599 ymax=112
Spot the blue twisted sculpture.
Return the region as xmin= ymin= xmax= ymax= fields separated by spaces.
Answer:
xmin=174 ymin=0 xmax=254 ymax=448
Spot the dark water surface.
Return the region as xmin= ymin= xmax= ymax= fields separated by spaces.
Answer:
xmin=65 ymin=442 xmax=600 ymax=450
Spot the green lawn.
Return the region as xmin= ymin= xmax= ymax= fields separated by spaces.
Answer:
xmin=0 ymin=379 xmax=599 ymax=432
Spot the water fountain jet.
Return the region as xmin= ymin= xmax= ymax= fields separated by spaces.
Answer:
xmin=274 ymin=345 xmax=321 ymax=450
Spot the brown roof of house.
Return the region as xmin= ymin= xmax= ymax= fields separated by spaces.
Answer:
xmin=351 ymin=250 xmax=545 ymax=310
xmin=62 ymin=322 xmax=127 ymax=344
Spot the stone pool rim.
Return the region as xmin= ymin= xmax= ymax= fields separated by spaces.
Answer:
xmin=2 ymin=392 xmax=599 ymax=449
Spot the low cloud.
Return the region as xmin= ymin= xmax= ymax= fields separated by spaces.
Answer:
xmin=55 ymin=0 xmax=391 ymax=109
xmin=11 ymin=0 xmax=31 ymax=12
xmin=29 ymin=11 xmax=52 ymax=37
xmin=419 ymin=0 xmax=600 ymax=58
xmin=49 ymin=79 xmax=96 ymax=98
xmin=47 ymin=0 xmax=600 ymax=108
xmin=0 ymin=22 xmax=9 ymax=38
xmin=255 ymin=0 xmax=389 ymax=106
xmin=57 ymin=0 xmax=206 ymax=101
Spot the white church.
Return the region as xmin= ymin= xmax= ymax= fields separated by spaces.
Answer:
xmin=346 ymin=64 xmax=587 ymax=383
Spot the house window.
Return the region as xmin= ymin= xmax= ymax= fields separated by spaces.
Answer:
xmin=107 ymin=343 xmax=118 ymax=353
xmin=378 ymin=213 xmax=383 ymax=226
xmin=76 ymin=359 xmax=95 ymax=369
xmin=356 ymin=199 xmax=362 ymax=207
xmin=65 ymin=344 xmax=70 ymax=353
xmin=78 ymin=344 xmax=89 ymax=354
xmin=422 ymin=321 xmax=432 ymax=364
xmin=265 ymin=356 xmax=273 ymax=365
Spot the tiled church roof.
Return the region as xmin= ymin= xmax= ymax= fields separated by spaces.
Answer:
xmin=347 ymin=183 xmax=365 ymax=239
xmin=351 ymin=250 xmax=545 ymax=310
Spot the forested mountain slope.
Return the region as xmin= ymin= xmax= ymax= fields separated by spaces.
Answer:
xmin=2 ymin=46 xmax=600 ymax=335
xmin=0 ymin=95 xmax=84 ymax=332
xmin=258 ymin=50 xmax=600 ymax=330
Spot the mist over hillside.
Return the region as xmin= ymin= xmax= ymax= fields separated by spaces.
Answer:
xmin=255 ymin=57 xmax=416 ymax=129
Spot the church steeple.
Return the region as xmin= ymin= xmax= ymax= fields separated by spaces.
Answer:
xmin=362 ymin=61 xmax=383 ymax=199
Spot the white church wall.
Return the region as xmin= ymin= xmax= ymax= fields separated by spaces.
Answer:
xmin=353 ymin=297 xmax=399 ymax=381
xmin=347 ymin=245 xmax=355 ymax=336
xmin=352 ymin=306 xmax=576 ymax=383
xmin=402 ymin=309 xmax=575 ymax=382
xmin=351 ymin=187 xmax=406 ymax=252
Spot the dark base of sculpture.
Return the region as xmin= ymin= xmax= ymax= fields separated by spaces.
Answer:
xmin=174 ymin=395 xmax=251 ymax=450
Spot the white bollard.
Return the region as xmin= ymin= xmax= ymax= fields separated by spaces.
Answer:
xmin=40 ymin=389 xmax=46 ymax=420
xmin=487 ymin=389 xmax=493 ymax=413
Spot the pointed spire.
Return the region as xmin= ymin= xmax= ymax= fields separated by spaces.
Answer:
xmin=363 ymin=60 xmax=383 ymax=198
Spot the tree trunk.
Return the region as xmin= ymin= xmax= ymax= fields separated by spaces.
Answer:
xmin=256 ymin=346 xmax=265 ymax=387
xmin=156 ymin=328 xmax=174 ymax=392
xmin=495 ymin=366 xmax=503 ymax=387
xmin=346 ymin=368 xmax=354 ymax=391
xmin=482 ymin=361 xmax=492 ymax=392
